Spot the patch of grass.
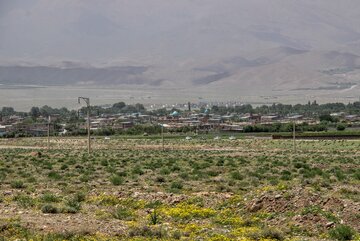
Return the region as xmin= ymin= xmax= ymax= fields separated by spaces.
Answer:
xmin=13 ymin=194 xmax=35 ymax=208
xmin=149 ymin=209 xmax=161 ymax=225
xmin=112 ymin=206 xmax=135 ymax=221
xmin=328 ymin=225 xmax=355 ymax=241
xmin=128 ymin=225 xmax=168 ymax=239
xmin=230 ymin=171 xmax=244 ymax=180
xmin=109 ymin=175 xmax=124 ymax=186
xmin=41 ymin=204 xmax=59 ymax=214
xmin=62 ymin=196 xmax=82 ymax=213
xmin=246 ymin=228 xmax=284 ymax=241
xmin=10 ymin=180 xmax=25 ymax=189
xmin=40 ymin=192 xmax=61 ymax=203
xmin=47 ymin=171 xmax=62 ymax=180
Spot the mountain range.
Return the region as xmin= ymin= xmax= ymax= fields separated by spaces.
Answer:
xmin=1 ymin=0 xmax=360 ymax=102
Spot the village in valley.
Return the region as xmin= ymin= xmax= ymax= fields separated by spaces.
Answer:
xmin=1 ymin=100 xmax=360 ymax=139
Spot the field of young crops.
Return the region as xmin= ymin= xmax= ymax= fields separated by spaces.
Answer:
xmin=0 ymin=137 xmax=359 ymax=240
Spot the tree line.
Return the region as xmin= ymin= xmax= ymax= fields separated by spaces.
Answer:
xmin=210 ymin=101 xmax=360 ymax=117
xmin=0 ymin=102 xmax=147 ymax=122
xmin=2 ymin=101 xmax=360 ymax=123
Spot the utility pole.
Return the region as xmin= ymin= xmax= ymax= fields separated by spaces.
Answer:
xmin=293 ymin=121 xmax=296 ymax=153
xmin=47 ymin=116 xmax=51 ymax=150
xmin=78 ymin=97 xmax=91 ymax=154
xmin=161 ymin=123 xmax=164 ymax=151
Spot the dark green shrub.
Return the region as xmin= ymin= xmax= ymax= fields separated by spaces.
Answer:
xmin=179 ymin=172 xmax=189 ymax=180
xmin=48 ymin=171 xmax=62 ymax=180
xmin=79 ymin=175 xmax=90 ymax=183
xmin=100 ymin=159 xmax=108 ymax=166
xmin=160 ymin=168 xmax=170 ymax=175
xmin=41 ymin=204 xmax=59 ymax=214
xmin=149 ymin=209 xmax=161 ymax=225
xmin=112 ymin=206 xmax=134 ymax=221
xmin=170 ymin=181 xmax=183 ymax=190
xmin=73 ymin=192 xmax=86 ymax=202
xmin=329 ymin=225 xmax=355 ymax=241
xmin=336 ymin=124 xmax=346 ymax=131
xmin=10 ymin=180 xmax=25 ymax=189
xmin=110 ymin=175 xmax=124 ymax=186
xmin=170 ymin=165 xmax=181 ymax=172
xmin=62 ymin=197 xmax=81 ymax=213
xmin=129 ymin=225 xmax=167 ymax=238
xmin=231 ymin=171 xmax=244 ymax=180
xmin=247 ymin=228 xmax=284 ymax=241
xmin=41 ymin=192 xmax=61 ymax=203
xmin=13 ymin=194 xmax=35 ymax=208
xmin=132 ymin=165 xmax=144 ymax=175
xmin=26 ymin=176 xmax=36 ymax=183
xmin=144 ymin=200 xmax=162 ymax=209
xmin=207 ymin=170 xmax=220 ymax=177
xmin=155 ymin=176 xmax=166 ymax=183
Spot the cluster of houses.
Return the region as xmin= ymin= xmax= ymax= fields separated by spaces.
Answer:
xmin=1 ymin=109 xmax=359 ymax=137
xmin=75 ymin=111 xmax=315 ymax=134
xmin=0 ymin=115 xmax=57 ymax=137
xmin=330 ymin=112 xmax=360 ymax=121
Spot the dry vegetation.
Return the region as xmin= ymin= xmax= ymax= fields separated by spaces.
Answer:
xmin=0 ymin=137 xmax=359 ymax=241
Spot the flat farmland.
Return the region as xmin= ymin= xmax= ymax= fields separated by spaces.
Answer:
xmin=0 ymin=137 xmax=359 ymax=241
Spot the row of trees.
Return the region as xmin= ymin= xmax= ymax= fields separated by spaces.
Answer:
xmin=243 ymin=122 xmax=328 ymax=133
xmin=65 ymin=124 xmax=196 ymax=136
xmin=3 ymin=101 xmax=360 ymax=120
xmin=0 ymin=102 xmax=147 ymax=123
xmin=210 ymin=101 xmax=360 ymax=117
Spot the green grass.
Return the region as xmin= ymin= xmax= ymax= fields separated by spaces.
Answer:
xmin=0 ymin=137 xmax=359 ymax=240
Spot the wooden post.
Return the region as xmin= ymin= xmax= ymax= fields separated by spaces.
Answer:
xmin=78 ymin=97 xmax=91 ymax=154
xmin=87 ymin=104 xmax=91 ymax=154
xmin=47 ymin=116 xmax=51 ymax=150
xmin=293 ymin=121 xmax=296 ymax=153
xmin=161 ymin=124 xmax=164 ymax=151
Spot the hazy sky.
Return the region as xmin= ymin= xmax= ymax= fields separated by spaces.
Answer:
xmin=1 ymin=0 xmax=360 ymax=64
xmin=1 ymin=0 xmax=360 ymax=109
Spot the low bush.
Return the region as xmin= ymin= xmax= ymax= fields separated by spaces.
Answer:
xmin=40 ymin=192 xmax=61 ymax=203
xmin=112 ymin=206 xmax=134 ymax=221
xmin=10 ymin=180 xmax=25 ymax=189
xmin=110 ymin=175 xmax=124 ymax=186
xmin=41 ymin=204 xmax=59 ymax=214
xmin=329 ymin=225 xmax=355 ymax=241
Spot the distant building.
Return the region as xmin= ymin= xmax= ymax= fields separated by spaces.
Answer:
xmin=261 ymin=115 xmax=280 ymax=122
xmin=0 ymin=125 xmax=7 ymax=136
xmin=330 ymin=112 xmax=345 ymax=118
xmin=221 ymin=124 xmax=243 ymax=132
xmin=26 ymin=123 xmax=53 ymax=136
xmin=120 ymin=122 xmax=134 ymax=129
xmin=345 ymin=115 xmax=359 ymax=121
xmin=240 ymin=114 xmax=261 ymax=123
xmin=288 ymin=115 xmax=304 ymax=120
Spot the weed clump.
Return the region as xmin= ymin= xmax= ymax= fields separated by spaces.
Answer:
xmin=110 ymin=175 xmax=123 ymax=186
xmin=40 ymin=192 xmax=61 ymax=203
xmin=13 ymin=194 xmax=35 ymax=208
xmin=112 ymin=206 xmax=134 ymax=221
xmin=128 ymin=225 xmax=167 ymax=239
xmin=41 ymin=204 xmax=59 ymax=214
xmin=10 ymin=180 xmax=25 ymax=189
xmin=62 ymin=195 xmax=82 ymax=213
xmin=328 ymin=225 xmax=355 ymax=241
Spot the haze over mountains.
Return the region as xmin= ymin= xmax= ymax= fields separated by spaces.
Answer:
xmin=1 ymin=0 xmax=360 ymax=106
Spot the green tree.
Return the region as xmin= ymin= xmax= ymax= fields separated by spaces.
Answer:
xmin=336 ymin=123 xmax=346 ymax=131
xmin=1 ymin=107 xmax=15 ymax=116
xmin=113 ymin=102 xmax=126 ymax=110
xmin=30 ymin=107 xmax=40 ymax=120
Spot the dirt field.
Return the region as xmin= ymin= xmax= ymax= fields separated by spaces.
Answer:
xmin=0 ymin=137 xmax=359 ymax=240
